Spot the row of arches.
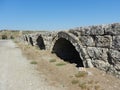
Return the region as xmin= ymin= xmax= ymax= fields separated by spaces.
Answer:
xmin=24 ymin=32 xmax=85 ymax=68
xmin=24 ymin=35 xmax=45 ymax=50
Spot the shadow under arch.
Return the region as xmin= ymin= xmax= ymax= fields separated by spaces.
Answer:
xmin=29 ymin=37 xmax=33 ymax=46
xmin=25 ymin=35 xmax=28 ymax=42
xmin=52 ymin=32 xmax=85 ymax=67
xmin=36 ymin=35 xmax=45 ymax=50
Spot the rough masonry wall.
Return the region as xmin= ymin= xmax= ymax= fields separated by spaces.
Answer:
xmin=68 ymin=23 xmax=120 ymax=78
xmin=22 ymin=23 xmax=120 ymax=78
xmin=24 ymin=32 xmax=57 ymax=50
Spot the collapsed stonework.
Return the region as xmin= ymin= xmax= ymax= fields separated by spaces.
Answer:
xmin=22 ymin=23 xmax=120 ymax=78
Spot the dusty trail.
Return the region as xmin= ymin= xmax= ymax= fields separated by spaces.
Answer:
xmin=0 ymin=40 xmax=63 ymax=90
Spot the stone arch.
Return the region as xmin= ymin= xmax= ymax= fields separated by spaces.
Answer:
xmin=36 ymin=35 xmax=45 ymax=49
xmin=51 ymin=31 xmax=86 ymax=67
xmin=25 ymin=35 xmax=28 ymax=42
xmin=29 ymin=36 xmax=33 ymax=46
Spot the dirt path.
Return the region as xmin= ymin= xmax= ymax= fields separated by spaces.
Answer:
xmin=0 ymin=40 xmax=64 ymax=90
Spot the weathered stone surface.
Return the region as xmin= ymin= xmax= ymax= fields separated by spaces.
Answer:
xmin=81 ymin=27 xmax=91 ymax=35
xmin=95 ymin=35 xmax=112 ymax=48
xmin=81 ymin=25 xmax=104 ymax=35
xmin=79 ymin=36 xmax=95 ymax=46
xmin=87 ymin=47 xmax=108 ymax=61
xmin=114 ymin=63 xmax=120 ymax=71
xmin=86 ymin=59 xmax=94 ymax=68
xmin=92 ymin=60 xmax=110 ymax=71
xmin=112 ymin=36 xmax=120 ymax=49
xmin=69 ymin=30 xmax=80 ymax=37
xmin=105 ymin=23 xmax=120 ymax=35
xmin=90 ymin=25 xmax=104 ymax=35
xmin=108 ymin=49 xmax=120 ymax=64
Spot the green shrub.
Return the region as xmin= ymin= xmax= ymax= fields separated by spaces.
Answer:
xmin=71 ymin=79 xmax=79 ymax=84
xmin=79 ymin=82 xmax=87 ymax=89
xmin=30 ymin=61 xmax=37 ymax=64
xmin=56 ymin=62 xmax=66 ymax=66
xmin=49 ymin=59 xmax=56 ymax=62
xmin=2 ymin=35 xmax=7 ymax=39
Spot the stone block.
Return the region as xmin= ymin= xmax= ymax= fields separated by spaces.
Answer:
xmin=81 ymin=27 xmax=91 ymax=35
xmin=95 ymin=35 xmax=112 ymax=48
xmin=81 ymin=25 xmax=104 ymax=35
xmin=90 ymin=25 xmax=104 ymax=35
xmin=105 ymin=23 xmax=120 ymax=35
xmin=108 ymin=49 xmax=120 ymax=64
xmin=92 ymin=60 xmax=110 ymax=71
xmin=69 ymin=30 xmax=80 ymax=37
xmin=112 ymin=36 xmax=120 ymax=49
xmin=87 ymin=47 xmax=108 ymax=61
xmin=79 ymin=36 xmax=95 ymax=46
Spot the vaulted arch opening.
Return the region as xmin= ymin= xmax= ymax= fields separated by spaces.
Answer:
xmin=29 ymin=37 xmax=33 ymax=46
xmin=52 ymin=38 xmax=84 ymax=67
xmin=36 ymin=36 xmax=45 ymax=49
xmin=25 ymin=36 xmax=28 ymax=42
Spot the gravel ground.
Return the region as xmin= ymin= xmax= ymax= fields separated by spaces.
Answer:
xmin=0 ymin=40 xmax=64 ymax=90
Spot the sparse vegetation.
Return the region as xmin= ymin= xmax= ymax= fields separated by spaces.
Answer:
xmin=56 ymin=62 xmax=66 ymax=66
xmin=88 ymin=80 xmax=94 ymax=84
xmin=94 ymin=85 xmax=100 ymax=90
xmin=75 ymin=71 xmax=88 ymax=78
xmin=35 ymin=46 xmax=40 ymax=50
xmin=71 ymin=79 xmax=79 ymax=84
xmin=15 ymin=41 xmax=119 ymax=90
xmin=30 ymin=61 xmax=37 ymax=64
xmin=71 ymin=78 xmax=101 ymax=90
xmin=49 ymin=59 xmax=56 ymax=62
xmin=79 ymin=82 xmax=87 ymax=89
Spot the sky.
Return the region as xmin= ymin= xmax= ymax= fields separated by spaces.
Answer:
xmin=0 ymin=0 xmax=120 ymax=31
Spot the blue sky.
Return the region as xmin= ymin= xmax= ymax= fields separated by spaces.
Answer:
xmin=0 ymin=0 xmax=120 ymax=31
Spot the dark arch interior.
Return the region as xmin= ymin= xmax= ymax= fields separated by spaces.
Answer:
xmin=36 ymin=36 xmax=45 ymax=49
xmin=25 ymin=36 xmax=28 ymax=42
xmin=29 ymin=37 xmax=33 ymax=46
xmin=52 ymin=38 xmax=84 ymax=67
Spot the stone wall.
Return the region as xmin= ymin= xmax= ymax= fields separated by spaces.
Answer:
xmin=22 ymin=23 xmax=120 ymax=78
xmin=68 ymin=23 xmax=120 ymax=78
xmin=23 ymin=32 xmax=57 ymax=50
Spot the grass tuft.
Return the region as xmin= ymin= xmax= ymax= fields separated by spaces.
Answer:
xmin=79 ymin=82 xmax=87 ymax=89
xmin=30 ymin=61 xmax=37 ymax=64
xmin=49 ymin=59 xmax=56 ymax=63
xmin=56 ymin=62 xmax=66 ymax=66
xmin=75 ymin=71 xmax=88 ymax=78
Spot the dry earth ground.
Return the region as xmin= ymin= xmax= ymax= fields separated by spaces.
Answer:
xmin=17 ymin=41 xmax=120 ymax=90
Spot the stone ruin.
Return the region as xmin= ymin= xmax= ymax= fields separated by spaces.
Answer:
xmin=21 ymin=23 xmax=120 ymax=78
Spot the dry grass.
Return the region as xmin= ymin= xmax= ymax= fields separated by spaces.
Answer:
xmin=56 ymin=62 xmax=66 ymax=66
xmin=30 ymin=61 xmax=37 ymax=64
xmin=71 ymin=79 xmax=79 ymax=84
xmin=15 ymin=42 xmax=120 ymax=90
xmin=88 ymin=80 xmax=94 ymax=84
xmin=79 ymin=82 xmax=87 ymax=89
xmin=49 ymin=59 xmax=56 ymax=63
xmin=94 ymin=85 xmax=100 ymax=90
xmin=75 ymin=71 xmax=88 ymax=78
